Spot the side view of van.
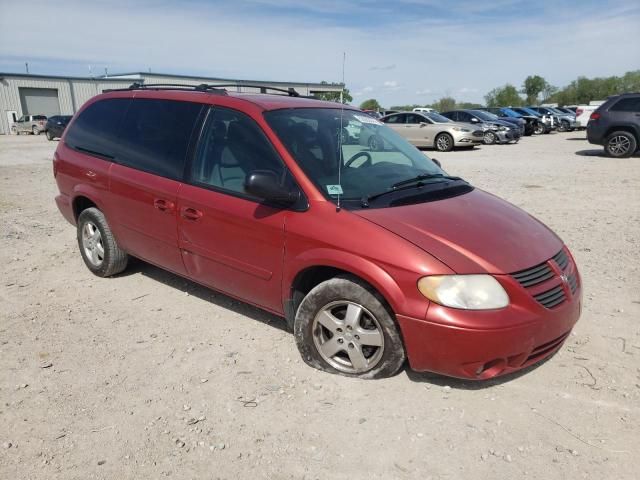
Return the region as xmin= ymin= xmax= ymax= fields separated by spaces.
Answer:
xmin=53 ymin=84 xmax=581 ymax=380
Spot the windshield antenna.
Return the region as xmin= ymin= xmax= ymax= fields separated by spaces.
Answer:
xmin=336 ymin=51 xmax=346 ymax=212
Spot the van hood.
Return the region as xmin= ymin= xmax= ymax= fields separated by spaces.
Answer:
xmin=354 ymin=189 xmax=562 ymax=274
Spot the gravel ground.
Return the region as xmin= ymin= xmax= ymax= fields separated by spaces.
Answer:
xmin=1 ymin=132 xmax=638 ymax=479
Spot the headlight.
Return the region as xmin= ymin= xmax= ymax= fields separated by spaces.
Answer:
xmin=498 ymin=126 xmax=509 ymax=131
xmin=417 ymin=275 xmax=509 ymax=310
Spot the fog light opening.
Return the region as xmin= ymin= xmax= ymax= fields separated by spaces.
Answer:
xmin=475 ymin=358 xmax=507 ymax=379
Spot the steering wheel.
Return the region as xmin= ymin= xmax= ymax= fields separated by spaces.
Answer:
xmin=344 ymin=151 xmax=372 ymax=168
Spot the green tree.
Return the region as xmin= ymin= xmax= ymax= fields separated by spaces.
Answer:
xmin=522 ymin=75 xmax=548 ymax=105
xmin=456 ymin=101 xmax=483 ymax=110
xmin=359 ymin=98 xmax=382 ymax=111
xmin=432 ymin=96 xmax=456 ymax=112
xmin=314 ymin=81 xmax=352 ymax=104
xmin=485 ymin=84 xmax=524 ymax=107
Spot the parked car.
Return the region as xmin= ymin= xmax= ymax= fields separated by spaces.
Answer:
xmin=575 ymin=105 xmax=598 ymax=129
xmin=379 ymin=111 xmax=483 ymax=152
xmin=587 ymin=93 xmax=640 ymax=158
xmin=12 ymin=114 xmax=47 ymax=135
xmin=481 ymin=107 xmax=530 ymax=136
xmin=510 ymin=107 xmax=554 ymax=134
xmin=440 ymin=109 xmax=520 ymax=144
xmin=529 ymin=107 xmax=577 ymax=132
xmin=53 ymin=85 xmax=581 ymax=380
xmin=44 ymin=115 xmax=73 ymax=140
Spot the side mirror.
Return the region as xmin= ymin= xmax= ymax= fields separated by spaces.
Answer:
xmin=245 ymin=170 xmax=299 ymax=206
xmin=431 ymin=158 xmax=441 ymax=168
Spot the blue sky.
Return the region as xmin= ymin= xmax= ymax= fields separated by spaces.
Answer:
xmin=1 ymin=0 xmax=639 ymax=106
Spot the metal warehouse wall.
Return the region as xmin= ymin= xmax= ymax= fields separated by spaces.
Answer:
xmin=0 ymin=76 xmax=131 ymax=135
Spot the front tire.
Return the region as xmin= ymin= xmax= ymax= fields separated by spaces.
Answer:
xmin=533 ymin=122 xmax=545 ymax=135
xmin=77 ymin=207 xmax=128 ymax=277
xmin=32 ymin=126 xmax=40 ymax=135
xmin=45 ymin=130 xmax=53 ymax=141
xmin=604 ymin=131 xmax=637 ymax=158
xmin=435 ymin=133 xmax=454 ymax=152
xmin=483 ymin=131 xmax=497 ymax=145
xmin=294 ymin=275 xmax=405 ymax=379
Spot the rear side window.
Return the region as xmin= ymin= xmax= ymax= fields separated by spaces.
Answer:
xmin=33 ymin=115 xmax=47 ymax=120
xmin=610 ymin=98 xmax=640 ymax=112
xmin=65 ymin=98 xmax=130 ymax=159
xmin=117 ymin=99 xmax=202 ymax=180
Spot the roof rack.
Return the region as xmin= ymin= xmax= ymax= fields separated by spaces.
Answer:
xmin=105 ymin=82 xmax=311 ymax=98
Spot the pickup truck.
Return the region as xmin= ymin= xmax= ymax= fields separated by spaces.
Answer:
xmin=12 ymin=114 xmax=48 ymax=135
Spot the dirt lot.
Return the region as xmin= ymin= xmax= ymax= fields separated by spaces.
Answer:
xmin=1 ymin=132 xmax=638 ymax=479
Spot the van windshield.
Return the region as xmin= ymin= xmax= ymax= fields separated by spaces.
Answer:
xmin=264 ymin=108 xmax=469 ymax=209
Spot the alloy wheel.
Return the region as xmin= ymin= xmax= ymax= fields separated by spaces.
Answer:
xmin=436 ymin=135 xmax=451 ymax=151
xmin=608 ymin=135 xmax=631 ymax=156
xmin=312 ymin=301 xmax=384 ymax=374
xmin=82 ymin=221 xmax=105 ymax=267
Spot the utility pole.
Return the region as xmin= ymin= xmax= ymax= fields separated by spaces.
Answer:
xmin=25 ymin=62 xmax=29 ymax=74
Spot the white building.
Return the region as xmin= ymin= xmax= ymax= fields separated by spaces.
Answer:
xmin=0 ymin=71 xmax=343 ymax=135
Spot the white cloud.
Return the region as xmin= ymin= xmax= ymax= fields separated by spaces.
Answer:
xmin=416 ymin=88 xmax=432 ymax=95
xmin=383 ymin=80 xmax=399 ymax=88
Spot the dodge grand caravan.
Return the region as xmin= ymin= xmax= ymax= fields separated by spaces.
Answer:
xmin=53 ymin=84 xmax=582 ymax=380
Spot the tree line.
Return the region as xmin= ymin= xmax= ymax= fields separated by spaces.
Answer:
xmin=317 ymin=70 xmax=640 ymax=111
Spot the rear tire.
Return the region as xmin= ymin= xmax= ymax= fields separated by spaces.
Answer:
xmin=604 ymin=131 xmax=637 ymax=158
xmin=294 ymin=275 xmax=405 ymax=379
xmin=45 ymin=130 xmax=53 ymax=141
xmin=32 ymin=126 xmax=39 ymax=135
xmin=435 ymin=133 xmax=454 ymax=152
xmin=77 ymin=207 xmax=128 ymax=277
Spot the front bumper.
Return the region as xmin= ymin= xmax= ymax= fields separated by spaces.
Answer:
xmin=397 ymin=285 xmax=581 ymax=380
xmin=496 ymin=130 xmax=520 ymax=142
xmin=453 ymin=133 xmax=483 ymax=146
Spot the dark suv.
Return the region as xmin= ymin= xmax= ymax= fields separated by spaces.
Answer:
xmin=587 ymin=93 xmax=640 ymax=158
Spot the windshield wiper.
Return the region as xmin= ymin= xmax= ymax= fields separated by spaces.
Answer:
xmin=391 ymin=173 xmax=461 ymax=189
xmin=361 ymin=174 xmax=463 ymax=207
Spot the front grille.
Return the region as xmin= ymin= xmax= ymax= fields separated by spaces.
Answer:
xmin=552 ymin=249 xmax=569 ymax=270
xmin=511 ymin=248 xmax=579 ymax=309
xmin=533 ymin=284 xmax=566 ymax=309
xmin=512 ymin=262 xmax=554 ymax=288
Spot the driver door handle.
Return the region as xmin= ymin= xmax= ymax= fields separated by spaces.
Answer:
xmin=181 ymin=207 xmax=203 ymax=221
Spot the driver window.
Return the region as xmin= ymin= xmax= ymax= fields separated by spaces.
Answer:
xmin=192 ymin=108 xmax=285 ymax=195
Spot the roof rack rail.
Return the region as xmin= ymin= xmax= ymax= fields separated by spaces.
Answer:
xmin=105 ymin=82 xmax=318 ymax=99
xmin=207 ymin=83 xmax=302 ymax=97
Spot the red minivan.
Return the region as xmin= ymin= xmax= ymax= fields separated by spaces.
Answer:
xmin=53 ymin=84 xmax=581 ymax=379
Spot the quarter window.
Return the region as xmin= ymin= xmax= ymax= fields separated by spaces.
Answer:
xmin=610 ymin=98 xmax=640 ymax=112
xmin=191 ymin=107 xmax=285 ymax=195
xmin=117 ymin=99 xmax=202 ymax=180
xmin=64 ymin=98 xmax=130 ymax=159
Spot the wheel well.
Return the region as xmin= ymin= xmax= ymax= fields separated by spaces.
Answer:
xmin=604 ymin=126 xmax=639 ymax=142
xmin=285 ymin=266 xmax=391 ymax=330
xmin=73 ymin=196 xmax=97 ymax=220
